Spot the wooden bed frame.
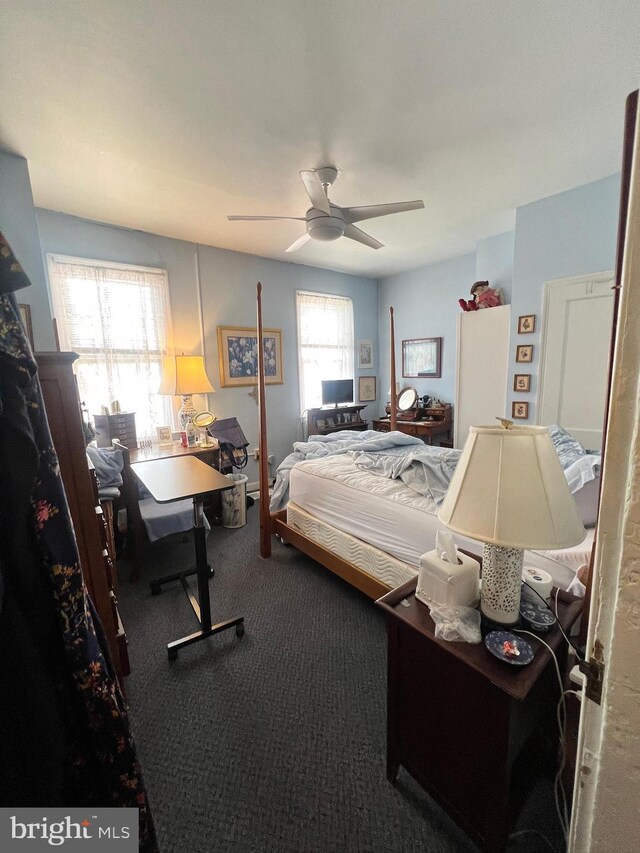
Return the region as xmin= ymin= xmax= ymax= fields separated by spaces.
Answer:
xmin=257 ymin=282 xmax=398 ymax=600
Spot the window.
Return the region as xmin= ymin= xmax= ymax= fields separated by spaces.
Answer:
xmin=296 ymin=291 xmax=354 ymax=413
xmin=48 ymin=255 xmax=173 ymax=438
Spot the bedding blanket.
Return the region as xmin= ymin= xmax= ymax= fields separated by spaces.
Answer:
xmin=270 ymin=425 xmax=601 ymax=513
xmin=270 ymin=429 xmax=460 ymax=511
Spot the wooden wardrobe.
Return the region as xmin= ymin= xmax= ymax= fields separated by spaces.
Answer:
xmin=36 ymin=352 xmax=129 ymax=684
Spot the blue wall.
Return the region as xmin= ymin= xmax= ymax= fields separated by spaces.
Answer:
xmin=378 ymin=252 xmax=477 ymax=407
xmin=508 ymin=174 xmax=620 ymax=421
xmin=378 ymin=175 xmax=620 ymax=427
xmin=36 ymin=209 xmax=378 ymax=477
xmin=0 ymin=151 xmax=55 ymax=349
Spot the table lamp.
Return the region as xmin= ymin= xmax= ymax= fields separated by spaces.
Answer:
xmin=158 ymin=355 xmax=215 ymax=428
xmin=438 ymin=422 xmax=585 ymax=626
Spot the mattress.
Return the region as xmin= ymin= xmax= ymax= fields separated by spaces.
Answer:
xmin=287 ymin=502 xmax=416 ymax=590
xmin=288 ymin=455 xmax=593 ymax=590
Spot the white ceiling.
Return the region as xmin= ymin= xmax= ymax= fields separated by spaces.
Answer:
xmin=1 ymin=1 xmax=639 ymax=278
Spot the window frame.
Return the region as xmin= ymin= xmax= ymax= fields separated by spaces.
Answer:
xmin=295 ymin=289 xmax=355 ymax=415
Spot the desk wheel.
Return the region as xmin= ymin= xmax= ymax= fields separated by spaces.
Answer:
xmin=208 ymin=564 xmax=214 ymax=577
xmin=236 ymin=623 xmax=245 ymax=638
xmin=168 ymin=648 xmax=178 ymax=662
xmin=151 ymin=581 xmax=161 ymax=595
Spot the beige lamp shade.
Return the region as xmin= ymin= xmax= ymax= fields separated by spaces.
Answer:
xmin=439 ymin=425 xmax=585 ymax=550
xmin=157 ymin=355 xmax=215 ymax=396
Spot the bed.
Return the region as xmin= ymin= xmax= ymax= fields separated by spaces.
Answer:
xmin=256 ymin=285 xmax=599 ymax=599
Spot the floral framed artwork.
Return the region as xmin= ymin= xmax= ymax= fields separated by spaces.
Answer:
xmin=518 ymin=314 xmax=536 ymax=334
xmin=516 ymin=344 xmax=534 ymax=363
xmin=357 ymin=339 xmax=374 ymax=368
xmin=512 ymin=401 xmax=529 ymax=419
xmin=217 ymin=326 xmax=283 ymax=387
xmin=402 ymin=337 xmax=442 ymax=378
xmin=513 ymin=373 xmax=531 ymax=393
xmin=358 ymin=375 xmax=377 ymax=403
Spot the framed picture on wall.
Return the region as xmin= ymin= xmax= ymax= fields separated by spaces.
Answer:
xmin=517 ymin=314 xmax=536 ymax=334
xmin=358 ymin=375 xmax=377 ymax=403
xmin=357 ymin=339 xmax=374 ymax=368
xmin=513 ymin=373 xmax=531 ymax=393
xmin=402 ymin=337 xmax=442 ymax=378
xmin=217 ymin=326 xmax=283 ymax=387
xmin=512 ymin=401 xmax=529 ymax=419
xmin=516 ymin=344 xmax=534 ymax=363
xmin=18 ymin=304 xmax=34 ymax=349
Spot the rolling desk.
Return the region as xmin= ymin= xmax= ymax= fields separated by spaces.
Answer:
xmin=131 ymin=455 xmax=245 ymax=660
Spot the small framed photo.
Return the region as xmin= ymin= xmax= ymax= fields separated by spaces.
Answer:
xmin=518 ymin=314 xmax=536 ymax=334
xmin=357 ymin=339 xmax=374 ymax=369
xmin=513 ymin=373 xmax=531 ymax=393
xmin=358 ymin=375 xmax=377 ymax=403
xmin=156 ymin=425 xmax=173 ymax=445
xmin=512 ymin=401 xmax=529 ymax=419
xmin=317 ymin=419 xmax=326 ymax=430
xmin=18 ymin=304 xmax=34 ymax=349
xmin=516 ymin=344 xmax=534 ymax=363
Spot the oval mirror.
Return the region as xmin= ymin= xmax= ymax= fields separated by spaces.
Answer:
xmin=397 ymin=387 xmax=417 ymax=411
xmin=193 ymin=411 xmax=216 ymax=446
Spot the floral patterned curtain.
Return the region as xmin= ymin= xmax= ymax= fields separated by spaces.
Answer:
xmin=0 ymin=233 xmax=156 ymax=851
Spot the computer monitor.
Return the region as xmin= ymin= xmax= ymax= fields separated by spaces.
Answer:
xmin=321 ymin=379 xmax=354 ymax=406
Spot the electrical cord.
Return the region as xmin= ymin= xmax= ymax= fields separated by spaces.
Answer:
xmin=513 ymin=629 xmax=569 ymax=841
xmin=508 ymin=828 xmax=557 ymax=852
xmin=521 ymin=580 xmax=584 ymax=661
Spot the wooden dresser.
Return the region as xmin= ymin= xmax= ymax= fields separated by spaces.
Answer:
xmin=373 ymin=406 xmax=453 ymax=445
xmin=307 ymin=405 xmax=368 ymax=436
xmin=36 ymin=352 xmax=129 ymax=683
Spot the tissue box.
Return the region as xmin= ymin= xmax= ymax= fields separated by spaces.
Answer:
xmin=415 ymin=549 xmax=480 ymax=609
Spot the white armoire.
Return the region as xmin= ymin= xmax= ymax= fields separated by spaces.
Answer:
xmin=454 ymin=305 xmax=511 ymax=448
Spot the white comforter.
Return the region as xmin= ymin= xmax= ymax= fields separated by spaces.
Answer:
xmin=271 ymin=425 xmax=601 ymax=514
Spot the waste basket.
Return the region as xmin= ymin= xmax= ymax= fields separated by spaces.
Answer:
xmin=221 ymin=473 xmax=248 ymax=528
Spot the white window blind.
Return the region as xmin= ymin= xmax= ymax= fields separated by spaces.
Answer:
xmin=296 ymin=291 xmax=354 ymax=413
xmin=48 ymin=255 xmax=173 ymax=438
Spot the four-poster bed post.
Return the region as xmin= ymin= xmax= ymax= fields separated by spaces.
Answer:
xmin=257 ymin=282 xmax=271 ymax=558
xmin=389 ymin=306 xmax=397 ymax=431
xmin=256 ymin=282 xmax=392 ymax=598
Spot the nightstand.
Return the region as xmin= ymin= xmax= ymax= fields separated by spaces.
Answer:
xmin=376 ymin=579 xmax=582 ymax=852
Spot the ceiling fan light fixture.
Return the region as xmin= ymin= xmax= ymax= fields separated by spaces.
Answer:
xmin=228 ymin=166 xmax=424 ymax=252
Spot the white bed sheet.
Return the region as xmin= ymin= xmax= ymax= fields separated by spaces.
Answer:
xmin=288 ymin=455 xmax=593 ymax=590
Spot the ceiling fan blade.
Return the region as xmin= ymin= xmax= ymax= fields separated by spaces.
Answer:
xmin=300 ymin=170 xmax=332 ymax=215
xmin=285 ymin=233 xmax=312 ymax=253
xmin=228 ymin=215 xmax=305 ymax=221
xmin=343 ymin=200 xmax=425 ymax=224
xmin=344 ymin=224 xmax=384 ymax=250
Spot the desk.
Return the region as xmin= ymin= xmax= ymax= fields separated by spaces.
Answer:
xmin=120 ymin=441 xmax=221 ymax=580
xmin=372 ymin=417 xmax=452 ymax=445
xmin=376 ymin=579 xmax=582 ymax=851
xmin=131 ymin=456 xmax=245 ymax=660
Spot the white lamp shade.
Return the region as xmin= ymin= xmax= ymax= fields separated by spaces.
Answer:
xmin=439 ymin=425 xmax=585 ymax=550
xmin=157 ymin=355 xmax=215 ymax=396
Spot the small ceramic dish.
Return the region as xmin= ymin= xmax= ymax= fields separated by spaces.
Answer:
xmin=484 ymin=631 xmax=534 ymax=666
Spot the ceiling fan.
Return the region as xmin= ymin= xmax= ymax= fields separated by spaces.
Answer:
xmin=228 ymin=166 xmax=425 ymax=252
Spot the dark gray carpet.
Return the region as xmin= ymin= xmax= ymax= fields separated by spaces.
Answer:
xmin=117 ymin=510 xmax=563 ymax=853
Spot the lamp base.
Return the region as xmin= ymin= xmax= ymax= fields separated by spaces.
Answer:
xmin=480 ymin=544 xmax=524 ymax=626
xmin=178 ymin=395 xmax=196 ymax=428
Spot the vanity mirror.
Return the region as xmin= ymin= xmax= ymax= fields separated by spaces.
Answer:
xmin=397 ymin=387 xmax=418 ymax=412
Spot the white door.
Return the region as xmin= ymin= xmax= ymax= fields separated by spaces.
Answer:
xmin=538 ymin=273 xmax=614 ymax=449
xmin=455 ymin=304 xmax=510 ymax=448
